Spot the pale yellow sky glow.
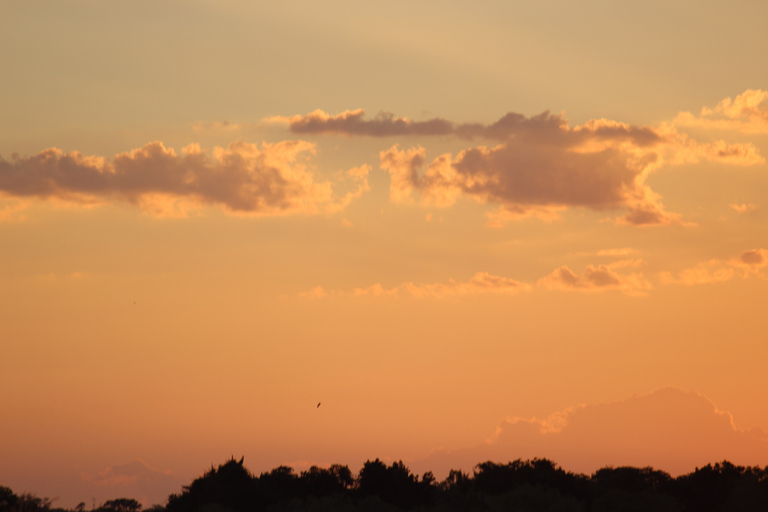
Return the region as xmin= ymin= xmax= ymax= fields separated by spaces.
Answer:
xmin=1 ymin=0 xmax=768 ymax=507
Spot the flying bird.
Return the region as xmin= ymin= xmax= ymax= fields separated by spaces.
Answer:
xmin=317 ymin=402 xmax=321 ymax=408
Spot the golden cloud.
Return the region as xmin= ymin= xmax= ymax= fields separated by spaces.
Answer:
xmin=674 ymin=89 xmax=768 ymax=134
xmin=376 ymin=110 xmax=759 ymax=226
xmin=0 ymin=141 xmax=368 ymax=217
xmin=537 ymin=261 xmax=652 ymax=296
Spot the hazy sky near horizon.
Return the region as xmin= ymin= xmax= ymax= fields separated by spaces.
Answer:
xmin=2 ymin=0 xmax=768 ymax=507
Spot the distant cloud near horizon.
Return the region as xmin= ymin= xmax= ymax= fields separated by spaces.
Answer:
xmin=82 ymin=459 xmax=180 ymax=507
xmin=537 ymin=260 xmax=651 ymax=296
xmin=415 ymin=388 xmax=768 ymax=478
xmin=299 ymin=271 xmax=530 ymax=299
xmin=299 ymin=262 xmax=655 ymax=299
xmin=659 ymin=248 xmax=768 ymax=285
xmin=0 ymin=141 xmax=369 ymax=217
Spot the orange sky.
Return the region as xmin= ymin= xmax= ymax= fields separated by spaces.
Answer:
xmin=1 ymin=0 xmax=767 ymax=507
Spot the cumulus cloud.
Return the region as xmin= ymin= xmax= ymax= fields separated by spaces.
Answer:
xmin=537 ymin=260 xmax=651 ymax=296
xmin=377 ymin=112 xmax=760 ymax=226
xmin=0 ymin=141 xmax=369 ymax=217
xmin=674 ymin=89 xmax=768 ymax=134
xmin=660 ymin=248 xmax=768 ymax=285
xmin=415 ymin=388 xmax=768 ymax=478
xmin=299 ymin=272 xmax=530 ymax=299
xmin=186 ymin=99 xmax=765 ymax=226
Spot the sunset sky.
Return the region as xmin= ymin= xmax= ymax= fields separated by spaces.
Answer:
xmin=2 ymin=0 xmax=768 ymax=507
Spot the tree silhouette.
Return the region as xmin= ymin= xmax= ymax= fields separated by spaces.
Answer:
xmin=299 ymin=465 xmax=353 ymax=497
xmin=0 ymin=487 xmax=18 ymax=512
xmin=166 ymin=456 xmax=260 ymax=512
xmin=357 ymin=459 xmax=426 ymax=509
xmin=98 ymin=499 xmax=141 ymax=512
xmin=6 ymin=456 xmax=768 ymax=511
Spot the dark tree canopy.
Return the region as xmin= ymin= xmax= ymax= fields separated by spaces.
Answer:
xmin=5 ymin=457 xmax=768 ymax=512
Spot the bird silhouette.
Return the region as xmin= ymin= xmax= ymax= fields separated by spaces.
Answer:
xmin=317 ymin=402 xmax=321 ymax=408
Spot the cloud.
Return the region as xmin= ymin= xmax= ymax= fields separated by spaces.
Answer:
xmin=325 ymin=164 xmax=371 ymax=214
xmin=275 ymin=109 xmax=663 ymax=146
xmin=415 ymin=388 xmax=768 ymax=478
xmin=537 ymin=260 xmax=651 ymax=296
xmin=732 ymin=248 xmax=768 ymax=271
xmin=377 ymin=112 xmax=760 ymax=226
xmin=660 ymin=248 xmax=768 ymax=285
xmin=596 ymin=247 xmax=635 ymax=257
xmin=303 ymin=261 xmax=656 ymax=299
xmin=569 ymin=247 xmax=636 ymax=258
xmin=273 ymin=109 xmax=456 ymax=138
xmin=191 ymin=120 xmax=259 ymax=133
xmin=0 ymin=198 xmax=30 ymax=222
xmin=298 ymin=286 xmax=329 ymax=299
xmin=654 ymin=125 xmax=763 ymax=167
xmin=0 ymin=141 xmax=368 ymax=217
xmin=659 ymin=264 xmax=734 ymax=286
xmin=272 ymin=104 xmax=761 ymax=226
xmin=674 ymin=89 xmax=768 ymax=134
xmin=82 ymin=459 xmax=180 ymax=507
xmin=183 ymin=99 xmax=765 ymax=226
xmin=729 ymin=202 xmax=759 ymax=214
xmin=299 ymin=272 xmax=530 ymax=299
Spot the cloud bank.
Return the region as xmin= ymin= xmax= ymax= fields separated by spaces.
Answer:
xmin=6 ymin=91 xmax=762 ymax=224
xmin=0 ymin=141 xmax=369 ymax=217
xmin=301 ymin=262 xmax=651 ymax=299
xmin=271 ymin=93 xmax=763 ymax=226
xmin=416 ymin=388 xmax=768 ymax=478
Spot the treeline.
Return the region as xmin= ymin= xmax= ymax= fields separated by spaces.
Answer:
xmin=4 ymin=457 xmax=768 ymax=512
